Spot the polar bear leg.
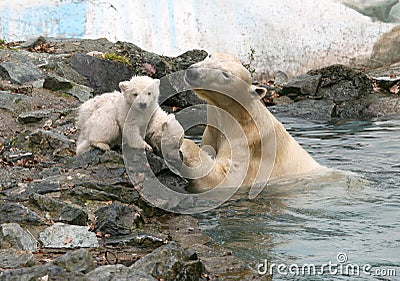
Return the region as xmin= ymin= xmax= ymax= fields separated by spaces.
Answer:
xmin=76 ymin=138 xmax=91 ymax=155
xmin=92 ymin=142 xmax=111 ymax=151
xmin=123 ymin=122 xmax=152 ymax=151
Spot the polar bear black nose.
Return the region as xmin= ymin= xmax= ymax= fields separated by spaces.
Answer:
xmin=186 ymin=66 xmax=200 ymax=81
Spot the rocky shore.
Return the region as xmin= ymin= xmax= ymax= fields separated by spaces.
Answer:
xmin=0 ymin=37 xmax=399 ymax=280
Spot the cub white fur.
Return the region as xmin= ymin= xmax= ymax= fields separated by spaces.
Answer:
xmin=76 ymin=76 xmax=184 ymax=159
xmin=76 ymin=76 xmax=159 ymax=155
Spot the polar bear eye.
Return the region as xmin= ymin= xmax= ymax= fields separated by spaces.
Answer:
xmin=222 ymin=71 xmax=230 ymax=79
xmin=133 ymin=93 xmax=138 ymax=97
xmin=208 ymin=54 xmax=212 ymax=58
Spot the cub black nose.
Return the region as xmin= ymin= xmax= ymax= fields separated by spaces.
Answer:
xmin=139 ymin=102 xmax=147 ymax=109
xmin=186 ymin=66 xmax=200 ymax=81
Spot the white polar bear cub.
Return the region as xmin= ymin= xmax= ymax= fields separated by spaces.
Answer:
xmin=76 ymin=76 xmax=159 ymax=155
xmin=76 ymin=75 xmax=184 ymax=158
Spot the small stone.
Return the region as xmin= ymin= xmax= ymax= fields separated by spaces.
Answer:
xmin=26 ymin=129 xmax=75 ymax=157
xmin=0 ymin=264 xmax=87 ymax=280
xmin=130 ymin=241 xmax=204 ymax=280
xmin=43 ymin=74 xmax=73 ymax=91
xmin=0 ymin=91 xmax=31 ymax=113
xmin=274 ymin=70 xmax=289 ymax=85
xmin=65 ymin=83 xmax=93 ymax=102
xmin=0 ymin=203 xmax=44 ymax=226
xmin=0 ymin=222 xmax=38 ymax=251
xmin=52 ymin=249 xmax=95 ymax=274
xmin=17 ymin=109 xmax=53 ymax=124
xmin=20 ymin=36 xmax=47 ymax=49
xmin=39 ymin=223 xmax=99 ymax=248
xmin=281 ymin=74 xmax=321 ymax=100
xmin=0 ymin=249 xmax=35 ymax=269
xmin=94 ymin=203 xmax=144 ymax=236
xmin=105 ymin=233 xmax=165 ymax=248
xmin=0 ymin=51 xmax=45 ymax=84
xmin=86 ymin=264 xmax=156 ymax=281
xmin=29 ymin=193 xmax=88 ymax=226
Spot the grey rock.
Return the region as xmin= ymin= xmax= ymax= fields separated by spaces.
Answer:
xmin=0 ymin=203 xmax=44 ymax=226
xmin=270 ymin=99 xmax=335 ymax=121
xmin=25 ymin=129 xmax=75 ymax=157
xmin=39 ymin=223 xmax=99 ymax=248
xmin=370 ymin=25 xmax=400 ymax=67
xmin=130 ymin=241 xmax=204 ymax=281
xmin=38 ymin=55 xmax=88 ymax=87
xmin=0 ymin=249 xmax=35 ymax=269
xmin=363 ymin=93 xmax=400 ymax=117
xmin=117 ymin=41 xmax=208 ymax=79
xmin=94 ymin=203 xmax=144 ymax=236
xmin=0 ymin=50 xmax=45 ymax=84
xmin=85 ymin=265 xmax=156 ymax=281
xmin=0 ymin=265 xmax=88 ymax=281
xmin=342 ymin=0 xmax=399 ymax=23
xmin=17 ymin=109 xmax=53 ymax=124
xmin=275 ymin=64 xmax=374 ymax=120
xmin=105 ymin=233 xmax=165 ymax=249
xmin=65 ymin=83 xmax=93 ymax=102
xmin=52 ymin=249 xmax=95 ymax=274
xmin=0 ymin=223 xmax=38 ymax=251
xmin=71 ymin=54 xmax=135 ymax=95
xmin=29 ymin=193 xmax=88 ymax=226
xmin=65 ymin=186 xmax=122 ymax=203
xmin=43 ymin=74 xmax=73 ymax=91
xmin=281 ymin=74 xmax=321 ymax=100
xmin=274 ymin=70 xmax=289 ymax=85
xmin=20 ymin=36 xmax=47 ymax=49
xmin=0 ymin=91 xmax=31 ymax=113
xmin=161 ymin=90 xmax=205 ymax=109
xmin=2 ymin=180 xmax=63 ymax=202
xmin=307 ymin=64 xmax=372 ymax=101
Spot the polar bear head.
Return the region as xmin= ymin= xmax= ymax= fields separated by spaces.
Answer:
xmin=184 ymin=53 xmax=266 ymax=106
xmin=119 ymin=76 xmax=160 ymax=111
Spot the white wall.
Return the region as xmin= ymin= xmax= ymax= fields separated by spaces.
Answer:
xmin=0 ymin=0 xmax=398 ymax=78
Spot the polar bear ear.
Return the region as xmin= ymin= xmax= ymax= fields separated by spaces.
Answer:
xmin=154 ymin=79 xmax=160 ymax=86
xmin=119 ymin=81 xmax=129 ymax=93
xmin=250 ymin=85 xmax=267 ymax=99
xmin=162 ymin=115 xmax=175 ymax=130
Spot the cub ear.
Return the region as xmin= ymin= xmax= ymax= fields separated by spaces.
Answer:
xmin=154 ymin=79 xmax=160 ymax=86
xmin=250 ymin=85 xmax=267 ymax=99
xmin=119 ymin=81 xmax=129 ymax=92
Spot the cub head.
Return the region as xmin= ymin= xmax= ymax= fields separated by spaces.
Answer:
xmin=184 ymin=53 xmax=266 ymax=106
xmin=119 ymin=76 xmax=160 ymax=111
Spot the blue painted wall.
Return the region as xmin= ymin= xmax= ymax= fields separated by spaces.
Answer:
xmin=0 ymin=0 xmax=87 ymax=41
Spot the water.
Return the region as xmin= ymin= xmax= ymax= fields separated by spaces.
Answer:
xmin=195 ymin=117 xmax=400 ymax=280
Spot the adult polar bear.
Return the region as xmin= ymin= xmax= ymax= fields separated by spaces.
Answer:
xmin=180 ymin=53 xmax=322 ymax=195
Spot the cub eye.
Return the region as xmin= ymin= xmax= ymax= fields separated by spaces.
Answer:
xmin=147 ymin=92 xmax=151 ymax=96
xmin=133 ymin=93 xmax=138 ymax=97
